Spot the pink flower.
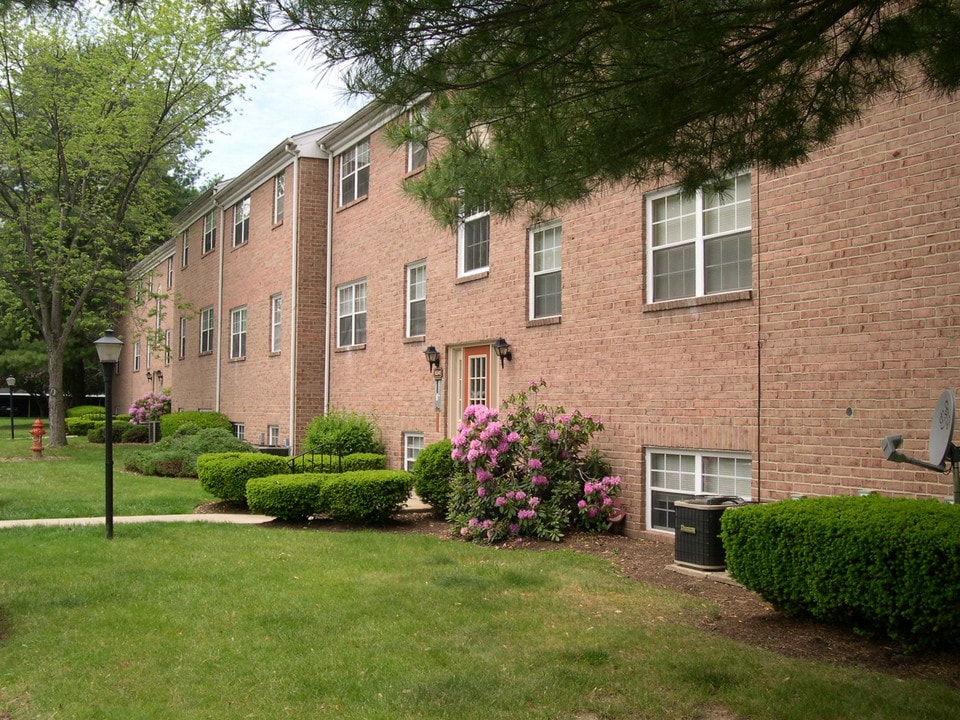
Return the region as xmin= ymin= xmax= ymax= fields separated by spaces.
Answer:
xmin=527 ymin=458 xmax=543 ymax=470
xmin=547 ymin=429 xmax=560 ymax=443
xmin=477 ymin=487 xmax=487 ymax=497
xmin=531 ymin=475 xmax=548 ymax=487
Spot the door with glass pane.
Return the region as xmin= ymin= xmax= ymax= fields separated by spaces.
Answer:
xmin=461 ymin=345 xmax=490 ymax=415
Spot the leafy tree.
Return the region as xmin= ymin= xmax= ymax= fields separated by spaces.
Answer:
xmin=225 ymin=0 xmax=960 ymax=223
xmin=0 ymin=1 xmax=264 ymax=445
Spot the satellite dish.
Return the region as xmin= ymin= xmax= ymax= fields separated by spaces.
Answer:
xmin=929 ymin=389 xmax=956 ymax=467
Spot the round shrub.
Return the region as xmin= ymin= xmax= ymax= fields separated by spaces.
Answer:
xmin=160 ymin=410 xmax=233 ymax=438
xmin=197 ymin=452 xmax=289 ymax=504
xmin=291 ymin=452 xmax=386 ymax=474
xmin=303 ymin=409 xmax=384 ymax=456
xmin=317 ymin=470 xmax=412 ymax=524
xmin=66 ymin=404 xmax=103 ymax=418
xmin=412 ymin=439 xmax=454 ymax=518
xmin=87 ymin=420 xmax=150 ymax=444
xmin=247 ymin=474 xmax=324 ymax=521
xmin=124 ymin=427 xmax=254 ymax=478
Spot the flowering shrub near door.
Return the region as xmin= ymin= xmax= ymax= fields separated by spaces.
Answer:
xmin=128 ymin=391 xmax=171 ymax=424
xmin=449 ymin=379 xmax=621 ymax=542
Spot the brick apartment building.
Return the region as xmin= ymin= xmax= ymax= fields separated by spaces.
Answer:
xmin=117 ymin=82 xmax=960 ymax=536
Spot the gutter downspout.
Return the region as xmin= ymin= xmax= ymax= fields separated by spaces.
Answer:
xmin=214 ymin=198 xmax=226 ymax=413
xmin=283 ymin=142 xmax=299 ymax=453
xmin=321 ymin=142 xmax=333 ymax=416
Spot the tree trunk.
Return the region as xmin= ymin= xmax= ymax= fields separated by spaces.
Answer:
xmin=46 ymin=348 xmax=66 ymax=447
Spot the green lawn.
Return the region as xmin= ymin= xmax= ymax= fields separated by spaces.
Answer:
xmin=0 ymin=432 xmax=956 ymax=718
xmin=0 ymin=433 xmax=211 ymax=519
xmin=0 ymin=523 xmax=957 ymax=719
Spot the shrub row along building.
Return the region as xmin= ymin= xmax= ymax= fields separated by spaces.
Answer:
xmin=116 ymin=81 xmax=960 ymax=536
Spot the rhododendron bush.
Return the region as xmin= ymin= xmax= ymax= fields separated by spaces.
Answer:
xmin=449 ymin=379 xmax=621 ymax=542
xmin=128 ymin=391 xmax=171 ymax=424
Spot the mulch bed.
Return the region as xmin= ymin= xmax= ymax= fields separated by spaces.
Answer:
xmin=199 ymin=502 xmax=960 ymax=689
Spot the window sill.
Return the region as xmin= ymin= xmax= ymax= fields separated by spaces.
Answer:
xmin=201 ymin=248 xmax=215 ymax=258
xmin=403 ymin=166 xmax=426 ymax=179
xmin=643 ymin=289 xmax=752 ymax=313
xmin=198 ymin=351 xmax=213 ymax=357
xmin=455 ymin=270 xmax=489 ymax=285
xmin=229 ymin=356 xmax=245 ymax=363
xmin=527 ymin=316 xmax=561 ymax=328
xmin=231 ymin=241 xmax=248 ymax=251
xmin=335 ymin=343 xmax=367 ymax=353
xmin=268 ymin=351 xmax=281 ymax=357
xmin=337 ymin=194 xmax=369 ymax=212
xmin=403 ymin=336 xmax=425 ymax=345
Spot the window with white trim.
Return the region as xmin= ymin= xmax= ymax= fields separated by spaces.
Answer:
xmin=166 ymin=257 xmax=174 ymax=289
xmin=164 ymin=329 xmax=171 ymax=365
xmin=339 ymin=138 xmax=370 ymax=205
xmin=337 ymin=280 xmax=367 ymax=347
xmin=181 ymin=230 xmax=189 ymax=267
xmin=270 ymin=294 xmax=282 ymax=353
xmin=203 ymin=210 xmax=217 ymax=254
xmin=458 ymin=205 xmax=489 ymax=276
xmin=407 ymin=110 xmax=427 ymax=172
xmin=646 ymin=448 xmax=752 ymax=532
xmin=268 ymin=425 xmax=280 ymax=446
xmin=233 ymin=197 xmax=250 ymax=247
xmin=273 ymin=173 xmax=285 ymax=224
xmin=232 ymin=423 xmax=245 ymax=441
xmin=404 ymin=433 xmax=424 ymax=472
xmin=647 ymin=172 xmax=752 ymax=302
xmin=178 ymin=317 xmax=187 ymax=359
xmin=530 ymin=220 xmax=562 ymax=319
xmin=230 ymin=306 xmax=247 ymax=359
xmin=199 ymin=306 xmax=214 ymax=354
xmin=406 ymin=261 xmax=426 ymax=337
xmin=133 ymin=341 xmax=141 ymax=372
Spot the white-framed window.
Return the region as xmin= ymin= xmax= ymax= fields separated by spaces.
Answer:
xmin=166 ymin=257 xmax=174 ymax=289
xmin=337 ymin=280 xmax=367 ymax=348
xmin=164 ymin=329 xmax=171 ymax=365
xmin=339 ymin=138 xmax=370 ymax=206
xmin=268 ymin=425 xmax=280 ymax=446
xmin=404 ymin=432 xmax=424 ymax=472
xmin=199 ymin=306 xmax=214 ymax=354
xmin=647 ymin=172 xmax=752 ymax=303
xmin=407 ymin=109 xmax=427 ymax=172
xmin=530 ymin=220 xmax=562 ymax=319
xmin=273 ymin=173 xmax=285 ymax=224
xmin=232 ymin=423 xmax=245 ymax=441
xmin=178 ymin=317 xmax=187 ymax=359
xmin=230 ymin=306 xmax=247 ymax=359
xmin=233 ymin=197 xmax=250 ymax=247
xmin=203 ymin=210 xmax=217 ymax=254
xmin=133 ymin=341 xmax=141 ymax=372
xmin=406 ymin=261 xmax=426 ymax=338
xmin=646 ymin=448 xmax=752 ymax=532
xmin=145 ymin=338 xmax=152 ymax=369
xmin=181 ymin=230 xmax=189 ymax=267
xmin=458 ymin=204 xmax=490 ymax=276
xmin=270 ymin=294 xmax=283 ymax=353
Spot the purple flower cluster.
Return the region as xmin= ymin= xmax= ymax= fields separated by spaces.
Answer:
xmin=128 ymin=391 xmax=171 ymax=424
xmin=450 ymin=379 xmax=609 ymax=543
xmin=577 ymin=476 xmax=623 ymax=531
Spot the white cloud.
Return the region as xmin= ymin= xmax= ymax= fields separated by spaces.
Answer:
xmin=198 ymin=33 xmax=366 ymax=182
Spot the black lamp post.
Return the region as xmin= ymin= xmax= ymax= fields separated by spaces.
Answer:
xmin=5 ymin=376 xmax=13 ymax=440
xmin=94 ymin=329 xmax=123 ymax=539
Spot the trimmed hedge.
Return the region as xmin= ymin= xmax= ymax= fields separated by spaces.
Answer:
xmin=66 ymin=416 xmax=99 ymax=435
xmin=291 ymin=452 xmax=386 ymax=474
xmin=303 ymin=409 xmax=384 ymax=455
xmin=66 ymin=405 xmax=103 ymax=418
xmin=87 ymin=421 xmax=150 ymax=444
xmin=124 ymin=428 xmax=254 ymax=478
xmin=319 ymin=470 xmax=412 ymax=524
xmin=246 ymin=470 xmax=412 ymax=524
xmin=247 ymin=473 xmax=324 ymax=521
xmin=411 ymin=439 xmax=454 ymax=518
xmin=161 ymin=410 xmax=233 ymax=437
xmin=722 ymin=495 xmax=960 ymax=648
xmin=197 ymin=452 xmax=290 ymax=504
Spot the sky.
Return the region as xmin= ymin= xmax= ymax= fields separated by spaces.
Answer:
xmin=198 ymin=33 xmax=367 ymax=182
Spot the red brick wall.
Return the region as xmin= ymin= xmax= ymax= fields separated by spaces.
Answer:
xmin=327 ymin=85 xmax=960 ymax=536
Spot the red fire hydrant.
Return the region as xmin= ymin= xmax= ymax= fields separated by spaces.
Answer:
xmin=30 ymin=418 xmax=44 ymax=458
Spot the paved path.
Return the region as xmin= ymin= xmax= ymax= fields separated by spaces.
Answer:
xmin=0 ymin=495 xmax=429 ymax=530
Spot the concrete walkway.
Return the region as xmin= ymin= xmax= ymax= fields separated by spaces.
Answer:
xmin=0 ymin=513 xmax=274 ymax=529
xmin=0 ymin=495 xmax=430 ymax=530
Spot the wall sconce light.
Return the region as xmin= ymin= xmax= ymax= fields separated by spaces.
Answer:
xmin=492 ymin=337 xmax=513 ymax=368
xmin=424 ymin=345 xmax=441 ymax=371
xmin=145 ymin=371 xmax=153 ymax=381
